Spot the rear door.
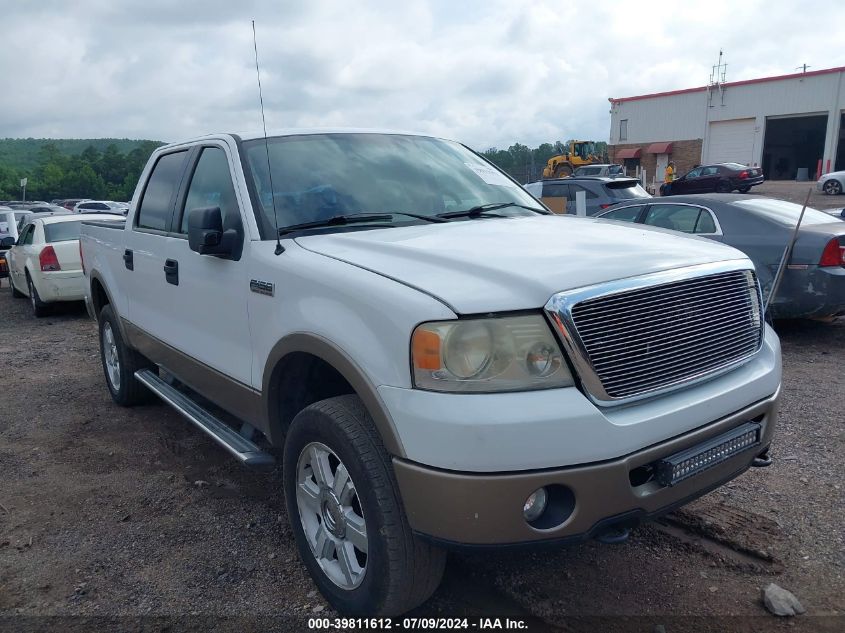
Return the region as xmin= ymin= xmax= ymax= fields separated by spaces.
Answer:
xmin=540 ymin=182 xmax=569 ymax=214
xmin=123 ymin=149 xmax=191 ymax=340
xmin=698 ymin=166 xmax=721 ymax=192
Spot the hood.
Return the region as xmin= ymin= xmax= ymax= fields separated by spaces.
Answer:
xmin=295 ymin=215 xmax=748 ymax=314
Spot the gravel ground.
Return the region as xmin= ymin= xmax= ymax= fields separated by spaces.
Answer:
xmin=0 ymin=285 xmax=843 ymax=633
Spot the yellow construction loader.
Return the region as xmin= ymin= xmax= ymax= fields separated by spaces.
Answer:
xmin=542 ymin=141 xmax=602 ymax=178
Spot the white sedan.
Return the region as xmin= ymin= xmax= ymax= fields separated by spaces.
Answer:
xmin=818 ymin=170 xmax=845 ymax=195
xmin=6 ymin=213 xmax=123 ymax=317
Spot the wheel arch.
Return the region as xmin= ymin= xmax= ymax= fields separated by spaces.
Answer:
xmin=262 ymin=333 xmax=405 ymax=457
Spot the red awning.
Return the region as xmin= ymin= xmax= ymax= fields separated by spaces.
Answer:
xmin=646 ymin=142 xmax=673 ymax=154
xmin=615 ymin=148 xmax=641 ymax=159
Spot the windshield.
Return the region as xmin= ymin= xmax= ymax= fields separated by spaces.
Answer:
xmin=732 ymin=198 xmax=836 ymax=226
xmin=242 ymin=133 xmax=543 ymax=237
xmin=44 ymin=221 xmax=83 ymax=243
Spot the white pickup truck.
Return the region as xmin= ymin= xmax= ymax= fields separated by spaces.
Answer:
xmin=80 ymin=130 xmax=782 ymax=616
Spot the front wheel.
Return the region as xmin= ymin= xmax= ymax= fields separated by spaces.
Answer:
xmin=823 ymin=179 xmax=843 ymax=195
xmin=283 ymin=395 xmax=446 ymax=616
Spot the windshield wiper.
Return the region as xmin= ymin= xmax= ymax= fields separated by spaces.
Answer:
xmin=278 ymin=211 xmax=448 ymax=236
xmin=437 ymin=202 xmax=547 ymax=220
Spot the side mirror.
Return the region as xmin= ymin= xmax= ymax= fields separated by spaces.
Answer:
xmin=188 ymin=207 xmax=237 ymax=258
xmin=0 ymin=236 xmax=15 ymax=248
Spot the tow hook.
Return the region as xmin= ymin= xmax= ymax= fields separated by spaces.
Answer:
xmin=752 ymin=450 xmax=773 ymax=468
xmin=594 ymin=525 xmax=631 ymax=545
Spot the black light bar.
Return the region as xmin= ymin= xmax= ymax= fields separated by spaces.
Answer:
xmin=654 ymin=422 xmax=761 ymax=486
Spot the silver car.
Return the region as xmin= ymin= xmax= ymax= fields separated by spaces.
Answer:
xmin=817 ymin=170 xmax=845 ymax=195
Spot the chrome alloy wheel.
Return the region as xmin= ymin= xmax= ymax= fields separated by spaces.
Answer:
xmin=296 ymin=442 xmax=368 ymax=590
xmin=102 ymin=322 xmax=121 ymax=391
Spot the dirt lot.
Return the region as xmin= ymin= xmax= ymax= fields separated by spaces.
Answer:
xmin=0 ymin=287 xmax=843 ymax=632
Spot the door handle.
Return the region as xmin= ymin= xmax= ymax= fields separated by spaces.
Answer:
xmin=123 ymin=249 xmax=134 ymax=270
xmin=163 ymin=259 xmax=179 ymax=286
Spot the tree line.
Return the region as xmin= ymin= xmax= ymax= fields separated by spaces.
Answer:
xmin=0 ymin=136 xmax=608 ymax=202
xmin=0 ymin=140 xmax=163 ymax=202
xmin=481 ymin=140 xmax=608 ymax=183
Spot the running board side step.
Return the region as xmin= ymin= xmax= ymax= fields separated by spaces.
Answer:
xmin=135 ymin=369 xmax=276 ymax=471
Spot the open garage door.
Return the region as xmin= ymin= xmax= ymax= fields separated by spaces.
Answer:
xmin=762 ymin=114 xmax=828 ymax=180
xmin=706 ymin=118 xmax=757 ymax=165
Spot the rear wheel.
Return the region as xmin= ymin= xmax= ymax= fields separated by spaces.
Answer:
xmin=26 ymin=273 xmax=49 ymax=318
xmin=823 ymin=179 xmax=843 ymax=195
xmin=738 ymin=186 xmax=751 ymax=193
xmin=283 ymin=395 xmax=446 ymax=616
xmin=9 ymin=275 xmax=24 ymax=298
xmin=716 ymin=181 xmax=733 ymax=193
xmin=98 ymin=304 xmax=155 ymax=406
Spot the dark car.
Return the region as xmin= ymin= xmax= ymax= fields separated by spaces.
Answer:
xmin=661 ymin=163 xmax=764 ymax=196
xmin=524 ymin=176 xmax=650 ymax=215
xmin=595 ymin=194 xmax=845 ymax=318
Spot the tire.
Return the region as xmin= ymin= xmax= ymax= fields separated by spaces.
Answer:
xmin=10 ymin=275 xmax=24 ymax=298
xmin=716 ymin=181 xmax=733 ymax=193
xmin=26 ymin=273 xmax=49 ymax=317
xmin=823 ymin=179 xmax=843 ymax=195
xmin=98 ymin=304 xmax=155 ymax=406
xmin=738 ymin=186 xmax=751 ymax=193
xmin=553 ymin=164 xmax=572 ymax=178
xmin=283 ymin=395 xmax=446 ymax=616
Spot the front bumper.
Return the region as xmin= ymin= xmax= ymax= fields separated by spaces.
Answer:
xmin=394 ymin=388 xmax=779 ymax=545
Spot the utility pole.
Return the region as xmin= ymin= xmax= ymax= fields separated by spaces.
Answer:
xmin=20 ymin=177 xmax=27 ymax=202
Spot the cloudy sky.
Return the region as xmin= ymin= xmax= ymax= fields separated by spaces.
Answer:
xmin=2 ymin=0 xmax=843 ymax=150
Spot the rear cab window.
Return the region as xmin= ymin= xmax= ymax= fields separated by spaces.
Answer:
xmin=136 ymin=151 xmax=189 ymax=232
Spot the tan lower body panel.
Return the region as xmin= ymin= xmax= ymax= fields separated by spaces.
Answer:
xmin=393 ymin=388 xmax=779 ymax=545
xmin=123 ymin=320 xmax=266 ymax=433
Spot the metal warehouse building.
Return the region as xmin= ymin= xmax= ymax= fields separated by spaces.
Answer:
xmin=608 ymin=65 xmax=845 ymax=186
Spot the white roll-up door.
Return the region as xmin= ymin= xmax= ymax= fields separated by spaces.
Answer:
xmin=706 ymin=118 xmax=756 ymax=164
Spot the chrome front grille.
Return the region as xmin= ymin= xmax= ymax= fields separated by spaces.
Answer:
xmin=546 ymin=262 xmax=764 ymax=404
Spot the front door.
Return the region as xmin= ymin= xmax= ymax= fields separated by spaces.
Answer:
xmin=164 ymin=144 xmax=253 ymax=386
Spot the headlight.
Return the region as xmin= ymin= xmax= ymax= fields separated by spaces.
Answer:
xmin=411 ymin=315 xmax=574 ymax=392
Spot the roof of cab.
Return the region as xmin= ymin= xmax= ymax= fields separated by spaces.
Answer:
xmin=158 ymin=128 xmax=445 ymax=150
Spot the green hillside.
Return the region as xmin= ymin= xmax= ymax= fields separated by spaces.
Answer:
xmin=0 ymin=138 xmax=163 ymax=172
xmin=0 ymin=138 xmax=165 ymax=202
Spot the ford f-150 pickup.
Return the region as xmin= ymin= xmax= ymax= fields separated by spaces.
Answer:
xmin=80 ymin=130 xmax=782 ymax=616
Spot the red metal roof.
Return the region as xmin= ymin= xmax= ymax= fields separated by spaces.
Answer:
xmin=614 ymin=148 xmax=641 ymax=159
xmin=608 ymin=65 xmax=845 ymax=104
xmin=646 ymin=142 xmax=673 ymax=154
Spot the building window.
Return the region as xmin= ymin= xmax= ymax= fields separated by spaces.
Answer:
xmin=619 ymin=119 xmax=628 ymax=142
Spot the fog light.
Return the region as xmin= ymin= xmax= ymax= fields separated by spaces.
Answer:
xmin=523 ymin=487 xmax=548 ymax=522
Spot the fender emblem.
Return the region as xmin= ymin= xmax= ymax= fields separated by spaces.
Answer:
xmin=250 ymin=280 xmax=274 ymax=296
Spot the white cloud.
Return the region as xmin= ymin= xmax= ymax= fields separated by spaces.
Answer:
xmin=1 ymin=0 xmax=842 ymax=150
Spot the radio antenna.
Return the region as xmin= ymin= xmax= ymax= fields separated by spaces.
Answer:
xmin=252 ymin=20 xmax=284 ymax=255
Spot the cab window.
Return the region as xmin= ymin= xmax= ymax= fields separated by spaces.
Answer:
xmin=136 ymin=151 xmax=188 ymax=231
xmin=685 ymin=168 xmax=703 ymax=179
xmin=541 ymin=183 xmax=569 ymax=198
xmin=180 ymin=147 xmax=239 ymax=233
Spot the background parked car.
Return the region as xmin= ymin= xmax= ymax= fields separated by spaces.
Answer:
xmin=572 ymin=163 xmax=624 ymax=177
xmin=595 ymin=194 xmax=845 ymax=318
xmin=73 ymin=200 xmax=128 ymax=214
xmin=817 ymin=170 xmax=845 ymax=195
xmin=7 ymin=212 xmax=123 ymax=316
xmin=524 ymin=176 xmax=650 ymax=215
xmin=16 ymin=209 xmax=72 ymax=233
xmin=661 ymin=163 xmax=764 ymax=196
xmin=59 ymin=198 xmax=91 ymax=210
